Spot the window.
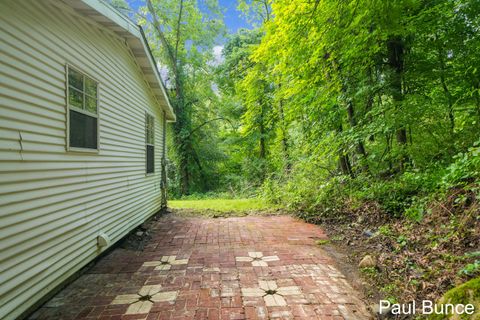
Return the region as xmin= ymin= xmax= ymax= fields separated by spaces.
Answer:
xmin=146 ymin=113 xmax=155 ymax=173
xmin=67 ymin=65 xmax=99 ymax=150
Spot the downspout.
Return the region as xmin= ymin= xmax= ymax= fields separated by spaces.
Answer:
xmin=161 ymin=111 xmax=168 ymax=209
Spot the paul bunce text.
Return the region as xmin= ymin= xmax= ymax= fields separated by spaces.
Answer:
xmin=379 ymin=300 xmax=475 ymax=316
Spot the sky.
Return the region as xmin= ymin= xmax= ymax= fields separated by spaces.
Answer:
xmin=217 ymin=0 xmax=251 ymax=33
xmin=126 ymin=0 xmax=251 ymax=34
xmin=123 ymin=0 xmax=250 ymax=83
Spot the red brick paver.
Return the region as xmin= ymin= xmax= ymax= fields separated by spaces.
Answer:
xmin=29 ymin=215 xmax=371 ymax=320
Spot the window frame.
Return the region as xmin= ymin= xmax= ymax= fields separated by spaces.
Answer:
xmin=145 ymin=111 xmax=155 ymax=175
xmin=65 ymin=64 xmax=100 ymax=153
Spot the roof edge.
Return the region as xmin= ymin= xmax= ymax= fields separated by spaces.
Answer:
xmin=138 ymin=26 xmax=176 ymax=122
xmin=65 ymin=0 xmax=176 ymax=121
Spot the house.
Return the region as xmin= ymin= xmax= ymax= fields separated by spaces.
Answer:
xmin=0 ymin=0 xmax=176 ymax=318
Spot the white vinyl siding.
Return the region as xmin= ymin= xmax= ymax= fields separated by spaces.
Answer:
xmin=0 ymin=1 xmax=167 ymax=319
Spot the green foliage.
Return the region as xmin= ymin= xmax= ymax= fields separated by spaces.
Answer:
xmin=381 ymin=284 xmax=400 ymax=304
xmin=459 ymin=261 xmax=480 ymax=277
xmin=141 ymin=0 xmax=227 ymax=196
xmin=173 ymin=191 xmax=238 ymax=200
xmin=378 ymin=225 xmax=393 ymax=237
xmin=237 ymin=0 xmax=271 ymax=25
xmin=442 ymin=141 xmax=480 ymax=188
xmin=315 ymin=239 xmax=330 ymax=246
xmin=259 ymin=149 xmax=478 ymax=220
xmin=106 ymin=0 xmax=131 ymax=17
xmin=107 ymin=0 xmax=129 ymax=10
xmin=396 ymin=235 xmax=408 ymax=248
xmin=260 ymin=158 xmax=346 ymax=219
xmin=209 ymin=0 xmax=480 ymax=221
xmin=360 ymin=267 xmax=379 ymax=277
xmin=138 ymin=0 xmax=480 ymax=217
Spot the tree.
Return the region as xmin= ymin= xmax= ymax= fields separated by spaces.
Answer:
xmin=106 ymin=0 xmax=131 ymax=16
xmin=223 ymin=0 xmax=480 ymax=187
xmin=141 ymin=0 xmax=224 ymax=195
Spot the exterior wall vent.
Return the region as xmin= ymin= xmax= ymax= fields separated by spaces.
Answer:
xmin=97 ymin=233 xmax=110 ymax=248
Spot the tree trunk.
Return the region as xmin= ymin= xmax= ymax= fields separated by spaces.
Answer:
xmin=337 ymin=124 xmax=354 ymax=177
xmin=191 ymin=146 xmax=208 ymax=191
xmin=147 ymin=0 xmax=192 ymax=195
xmin=473 ymin=80 xmax=480 ymax=122
xmin=278 ymin=98 xmax=290 ymax=170
xmin=346 ymin=100 xmax=368 ymax=165
xmin=437 ymin=44 xmax=455 ymax=131
xmin=176 ymin=138 xmax=190 ymax=195
xmin=366 ymin=67 xmax=375 ymax=142
xmin=259 ymin=102 xmax=266 ymax=160
xmin=387 ymin=36 xmax=409 ymax=170
xmin=339 ymin=153 xmax=353 ymax=177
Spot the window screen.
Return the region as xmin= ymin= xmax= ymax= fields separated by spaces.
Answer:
xmin=146 ymin=113 xmax=155 ymax=173
xmin=67 ymin=66 xmax=98 ymax=149
xmin=69 ymin=110 xmax=97 ymax=149
xmin=146 ymin=145 xmax=155 ymax=174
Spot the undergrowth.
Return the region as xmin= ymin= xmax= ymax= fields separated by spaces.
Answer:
xmin=260 ymin=140 xmax=480 ymax=309
xmin=261 ymin=141 xmax=480 ymax=222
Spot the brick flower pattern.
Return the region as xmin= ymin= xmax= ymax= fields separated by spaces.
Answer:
xmin=110 ymin=285 xmax=178 ymax=314
xmin=235 ymin=251 xmax=280 ymax=267
xmin=241 ymin=280 xmax=301 ymax=307
xmin=142 ymin=255 xmax=188 ymax=270
xmin=30 ymin=215 xmax=371 ymax=319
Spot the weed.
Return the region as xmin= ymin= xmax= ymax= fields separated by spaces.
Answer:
xmin=458 ymin=260 xmax=480 ymax=277
xmin=378 ymin=225 xmax=393 ymax=237
xmin=361 ymin=267 xmax=378 ymax=277
xmin=396 ymin=235 xmax=408 ymax=248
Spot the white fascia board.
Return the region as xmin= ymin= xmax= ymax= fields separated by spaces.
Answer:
xmin=73 ymin=0 xmax=176 ymax=121
xmin=81 ymin=0 xmax=141 ymax=38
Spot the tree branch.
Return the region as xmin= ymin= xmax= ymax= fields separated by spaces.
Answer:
xmin=187 ymin=117 xmax=235 ymax=139
xmin=146 ymin=0 xmax=184 ymax=101
xmin=174 ymin=0 xmax=184 ymax=61
xmin=146 ymin=0 xmax=176 ymax=68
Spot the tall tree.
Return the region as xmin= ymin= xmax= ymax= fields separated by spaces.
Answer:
xmin=141 ymin=0 xmax=224 ymax=195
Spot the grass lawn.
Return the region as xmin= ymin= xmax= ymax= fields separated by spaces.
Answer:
xmin=168 ymin=198 xmax=273 ymax=212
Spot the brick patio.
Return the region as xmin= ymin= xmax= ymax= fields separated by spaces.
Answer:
xmin=29 ymin=214 xmax=372 ymax=320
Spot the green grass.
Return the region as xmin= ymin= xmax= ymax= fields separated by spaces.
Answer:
xmin=168 ymin=198 xmax=273 ymax=212
xmin=315 ymin=239 xmax=331 ymax=246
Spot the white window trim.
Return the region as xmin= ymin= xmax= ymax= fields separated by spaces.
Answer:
xmin=145 ymin=111 xmax=155 ymax=175
xmin=65 ymin=64 xmax=100 ymax=153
